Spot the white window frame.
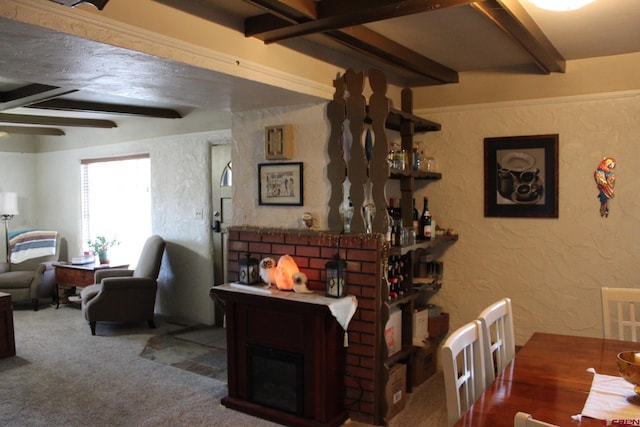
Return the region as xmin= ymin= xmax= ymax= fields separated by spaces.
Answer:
xmin=81 ymin=154 xmax=151 ymax=267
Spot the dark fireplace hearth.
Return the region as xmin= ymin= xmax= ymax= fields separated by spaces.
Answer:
xmin=248 ymin=344 xmax=304 ymax=415
xmin=211 ymin=285 xmax=348 ymax=427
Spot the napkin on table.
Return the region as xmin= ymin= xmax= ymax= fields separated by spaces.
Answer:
xmin=579 ymin=368 xmax=640 ymax=422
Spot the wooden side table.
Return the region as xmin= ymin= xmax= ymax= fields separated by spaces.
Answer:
xmin=0 ymin=292 xmax=16 ymax=358
xmin=54 ymin=263 xmax=128 ymax=308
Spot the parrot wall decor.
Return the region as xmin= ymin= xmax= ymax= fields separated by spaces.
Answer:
xmin=593 ymin=157 xmax=616 ymax=217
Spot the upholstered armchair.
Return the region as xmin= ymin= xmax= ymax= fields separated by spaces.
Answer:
xmin=80 ymin=235 xmax=165 ymax=335
xmin=0 ymin=235 xmax=60 ymax=310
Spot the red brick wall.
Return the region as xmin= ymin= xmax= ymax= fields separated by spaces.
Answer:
xmin=227 ymin=227 xmax=384 ymax=424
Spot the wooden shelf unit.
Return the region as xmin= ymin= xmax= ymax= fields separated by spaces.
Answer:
xmin=324 ymin=69 xmax=457 ymax=425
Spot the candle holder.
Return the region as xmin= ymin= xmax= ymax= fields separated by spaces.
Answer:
xmin=325 ymin=236 xmax=347 ymax=298
xmin=238 ymin=252 xmax=260 ymax=285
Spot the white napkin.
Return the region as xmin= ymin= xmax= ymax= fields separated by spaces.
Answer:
xmin=326 ymin=294 xmax=358 ymax=332
xmin=580 ymin=368 xmax=640 ymax=423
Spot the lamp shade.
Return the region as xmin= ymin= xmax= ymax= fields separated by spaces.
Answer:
xmin=0 ymin=192 xmax=18 ymax=216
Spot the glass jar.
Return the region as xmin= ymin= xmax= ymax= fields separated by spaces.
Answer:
xmin=424 ymin=156 xmax=436 ymax=172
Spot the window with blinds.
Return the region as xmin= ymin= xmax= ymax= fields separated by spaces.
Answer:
xmin=81 ymin=154 xmax=151 ymax=267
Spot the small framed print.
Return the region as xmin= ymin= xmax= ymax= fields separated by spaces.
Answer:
xmin=265 ymin=125 xmax=293 ymax=160
xmin=258 ymin=162 xmax=303 ymax=206
xmin=484 ymin=134 xmax=559 ymax=218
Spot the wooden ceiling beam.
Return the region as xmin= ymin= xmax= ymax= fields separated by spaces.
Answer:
xmin=246 ymin=0 xmax=475 ymax=43
xmin=0 ymin=113 xmax=116 ymax=128
xmin=471 ymin=0 xmax=565 ymax=73
xmin=244 ymin=0 xmax=459 ymax=84
xmin=0 ymin=84 xmax=77 ymax=110
xmin=327 ymin=26 xmax=458 ymax=84
xmin=275 ymin=0 xmax=317 ymax=18
xmin=243 ymin=0 xmax=315 ymax=22
xmin=28 ymin=99 xmax=182 ymax=119
xmin=48 ymin=0 xmax=109 ymax=10
xmin=0 ymin=125 xmax=65 ymax=136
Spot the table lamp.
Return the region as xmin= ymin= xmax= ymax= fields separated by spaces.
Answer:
xmin=0 ymin=192 xmax=19 ymax=263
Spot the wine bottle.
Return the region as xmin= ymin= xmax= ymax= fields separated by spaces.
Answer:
xmin=388 ymin=198 xmax=396 ymax=246
xmin=393 ymin=200 xmax=402 ymax=246
xmin=412 ymin=198 xmax=419 ymax=236
xmin=419 ymin=197 xmax=432 ymax=241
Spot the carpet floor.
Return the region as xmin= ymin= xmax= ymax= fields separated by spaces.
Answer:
xmin=0 ymin=305 xmax=280 ymax=427
xmin=1 ymin=304 xmax=447 ymax=426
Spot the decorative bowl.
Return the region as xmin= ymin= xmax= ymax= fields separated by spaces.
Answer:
xmin=617 ymin=351 xmax=640 ymax=394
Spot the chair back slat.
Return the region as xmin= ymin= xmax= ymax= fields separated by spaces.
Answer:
xmin=514 ymin=411 xmax=559 ymax=427
xmin=478 ymin=297 xmax=516 ymax=387
xmin=442 ymin=320 xmax=488 ymax=427
xmin=602 ymin=287 xmax=640 ymax=341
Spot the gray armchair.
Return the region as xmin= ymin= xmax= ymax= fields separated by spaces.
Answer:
xmin=0 ymin=236 xmax=60 ymax=310
xmin=80 ymin=235 xmax=165 ymax=335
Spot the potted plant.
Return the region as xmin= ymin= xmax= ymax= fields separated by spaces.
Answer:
xmin=87 ymin=236 xmax=119 ymax=264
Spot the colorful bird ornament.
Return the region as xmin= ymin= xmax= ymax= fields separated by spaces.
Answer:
xmin=593 ymin=157 xmax=616 ymax=217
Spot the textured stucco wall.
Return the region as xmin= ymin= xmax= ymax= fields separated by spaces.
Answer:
xmin=418 ymin=93 xmax=640 ymax=345
xmin=233 ymin=93 xmax=640 ymax=346
xmin=0 ymin=151 xmax=38 ymax=262
xmin=232 ymin=102 xmax=332 ymax=230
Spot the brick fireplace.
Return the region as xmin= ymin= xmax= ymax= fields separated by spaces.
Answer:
xmin=225 ymin=227 xmax=386 ymax=425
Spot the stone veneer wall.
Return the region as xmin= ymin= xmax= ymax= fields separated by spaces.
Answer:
xmin=227 ymin=226 xmax=386 ymax=424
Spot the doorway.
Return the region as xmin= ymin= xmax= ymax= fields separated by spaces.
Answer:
xmin=211 ymin=144 xmax=232 ymax=326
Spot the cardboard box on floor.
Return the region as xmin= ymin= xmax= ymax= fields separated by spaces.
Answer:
xmin=385 ymin=363 xmax=407 ymax=420
xmin=412 ymin=343 xmax=437 ymax=386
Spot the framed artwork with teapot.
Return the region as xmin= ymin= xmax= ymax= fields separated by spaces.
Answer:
xmin=484 ymin=134 xmax=558 ymax=218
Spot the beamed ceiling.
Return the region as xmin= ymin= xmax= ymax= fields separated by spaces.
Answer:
xmin=0 ymin=0 xmax=638 ymax=136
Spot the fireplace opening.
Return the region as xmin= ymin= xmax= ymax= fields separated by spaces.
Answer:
xmin=247 ymin=344 xmax=304 ymax=416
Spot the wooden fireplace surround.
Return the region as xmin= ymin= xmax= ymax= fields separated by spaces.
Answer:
xmin=211 ymin=285 xmax=348 ymax=427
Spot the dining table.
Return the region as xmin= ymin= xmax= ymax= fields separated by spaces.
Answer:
xmin=454 ymin=332 xmax=640 ymax=427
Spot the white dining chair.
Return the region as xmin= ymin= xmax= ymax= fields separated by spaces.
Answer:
xmin=478 ymin=297 xmax=516 ymax=386
xmin=601 ymin=287 xmax=640 ymax=341
xmin=441 ymin=319 xmax=488 ymax=427
xmin=514 ymin=411 xmax=559 ymax=427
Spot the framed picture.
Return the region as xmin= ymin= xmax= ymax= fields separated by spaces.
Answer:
xmin=265 ymin=125 xmax=293 ymax=160
xmin=258 ymin=162 xmax=303 ymax=206
xmin=484 ymin=134 xmax=558 ymax=218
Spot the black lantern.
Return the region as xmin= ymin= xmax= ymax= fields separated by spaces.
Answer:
xmin=325 ymin=253 xmax=347 ymax=298
xmin=239 ymin=253 xmax=260 ymax=285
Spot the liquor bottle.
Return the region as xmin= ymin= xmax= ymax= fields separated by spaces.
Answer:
xmin=412 ymin=148 xmax=420 ymax=171
xmin=387 ymin=198 xmax=396 ymax=246
xmin=419 ymin=197 xmax=432 ymax=241
xmin=393 ymin=200 xmax=402 ymax=246
xmin=412 ymin=198 xmax=419 ymax=236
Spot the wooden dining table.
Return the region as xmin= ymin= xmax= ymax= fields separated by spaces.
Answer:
xmin=454 ymin=332 xmax=640 ymax=427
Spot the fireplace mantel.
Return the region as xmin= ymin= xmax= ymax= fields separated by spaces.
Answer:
xmin=211 ymin=285 xmax=350 ymax=427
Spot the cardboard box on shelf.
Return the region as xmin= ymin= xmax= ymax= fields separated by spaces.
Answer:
xmin=428 ymin=312 xmax=449 ymax=340
xmin=385 ymin=308 xmax=402 ymax=357
xmin=412 ymin=307 xmax=429 ymax=345
xmin=386 ymin=363 xmax=407 ymax=420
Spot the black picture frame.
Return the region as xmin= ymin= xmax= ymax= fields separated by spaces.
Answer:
xmin=258 ymin=162 xmax=304 ymax=206
xmin=484 ymin=134 xmax=558 ymax=218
